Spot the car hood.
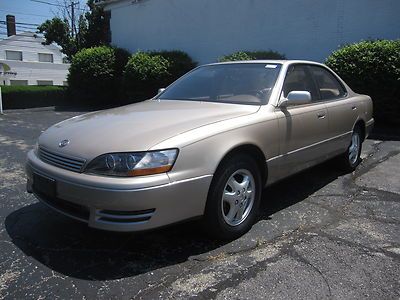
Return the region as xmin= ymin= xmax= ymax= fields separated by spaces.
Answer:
xmin=38 ymin=100 xmax=260 ymax=160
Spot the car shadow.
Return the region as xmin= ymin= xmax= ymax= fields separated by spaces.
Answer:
xmin=259 ymin=158 xmax=346 ymax=220
xmin=5 ymin=159 xmax=345 ymax=281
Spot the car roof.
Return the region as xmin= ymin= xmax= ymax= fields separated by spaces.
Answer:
xmin=205 ymin=60 xmax=326 ymax=67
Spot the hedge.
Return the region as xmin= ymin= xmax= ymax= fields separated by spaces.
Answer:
xmin=326 ymin=40 xmax=400 ymax=125
xmin=1 ymin=85 xmax=67 ymax=109
xmin=68 ymin=48 xmax=196 ymax=103
xmin=150 ymin=50 xmax=197 ymax=85
xmin=219 ymin=50 xmax=286 ymax=62
xmin=67 ymin=46 xmax=130 ymax=103
xmin=123 ymin=51 xmax=170 ymax=100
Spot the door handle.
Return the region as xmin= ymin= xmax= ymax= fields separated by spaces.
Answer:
xmin=352 ymin=106 xmax=357 ymax=110
xmin=317 ymin=113 xmax=326 ymax=119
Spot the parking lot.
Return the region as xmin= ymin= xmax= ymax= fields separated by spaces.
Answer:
xmin=0 ymin=107 xmax=399 ymax=299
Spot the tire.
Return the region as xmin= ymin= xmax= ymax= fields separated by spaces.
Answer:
xmin=203 ymin=154 xmax=262 ymax=240
xmin=339 ymin=126 xmax=363 ymax=172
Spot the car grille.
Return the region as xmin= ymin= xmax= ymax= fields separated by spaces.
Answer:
xmin=38 ymin=147 xmax=86 ymax=173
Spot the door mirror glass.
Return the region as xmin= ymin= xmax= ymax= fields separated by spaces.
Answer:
xmin=281 ymin=91 xmax=312 ymax=107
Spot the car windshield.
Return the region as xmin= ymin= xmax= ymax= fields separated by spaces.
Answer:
xmin=159 ymin=63 xmax=282 ymax=105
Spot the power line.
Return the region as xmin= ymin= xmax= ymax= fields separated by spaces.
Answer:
xmin=17 ymin=25 xmax=39 ymax=30
xmin=30 ymin=0 xmax=64 ymax=7
xmin=30 ymin=0 xmax=86 ymax=11
xmin=0 ymin=9 xmax=52 ymax=18
xmin=0 ymin=21 xmax=41 ymax=26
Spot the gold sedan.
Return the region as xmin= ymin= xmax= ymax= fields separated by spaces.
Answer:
xmin=26 ymin=60 xmax=374 ymax=240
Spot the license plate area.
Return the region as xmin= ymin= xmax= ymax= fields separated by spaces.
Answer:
xmin=33 ymin=173 xmax=56 ymax=198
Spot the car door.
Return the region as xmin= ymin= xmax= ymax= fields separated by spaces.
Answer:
xmin=308 ymin=65 xmax=358 ymax=155
xmin=275 ymin=64 xmax=330 ymax=178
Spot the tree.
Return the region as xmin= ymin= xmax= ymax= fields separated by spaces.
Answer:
xmin=37 ymin=18 xmax=76 ymax=58
xmin=37 ymin=0 xmax=109 ymax=60
xmin=82 ymin=0 xmax=109 ymax=48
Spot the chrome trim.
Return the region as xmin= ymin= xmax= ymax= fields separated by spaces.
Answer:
xmin=267 ymin=131 xmax=351 ymax=162
xmin=39 ymin=147 xmax=86 ymax=173
xmin=40 ymin=149 xmax=83 ymax=166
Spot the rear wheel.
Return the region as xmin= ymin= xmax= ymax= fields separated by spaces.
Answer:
xmin=339 ymin=126 xmax=363 ymax=172
xmin=203 ymin=154 xmax=262 ymax=240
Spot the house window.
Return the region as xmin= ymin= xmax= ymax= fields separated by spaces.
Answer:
xmin=38 ymin=53 xmax=54 ymax=63
xmin=10 ymin=80 xmax=28 ymax=86
xmin=37 ymin=80 xmax=53 ymax=86
xmin=5 ymin=50 xmax=23 ymax=61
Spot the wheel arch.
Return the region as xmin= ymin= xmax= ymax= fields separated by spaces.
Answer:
xmin=353 ymin=119 xmax=366 ymax=141
xmin=215 ymin=143 xmax=268 ymax=186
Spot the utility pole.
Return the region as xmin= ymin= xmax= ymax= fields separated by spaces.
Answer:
xmin=69 ymin=1 xmax=79 ymax=38
xmin=31 ymin=0 xmax=80 ymax=38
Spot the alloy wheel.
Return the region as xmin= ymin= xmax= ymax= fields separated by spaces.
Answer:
xmin=349 ymin=132 xmax=360 ymax=165
xmin=221 ymin=169 xmax=255 ymax=226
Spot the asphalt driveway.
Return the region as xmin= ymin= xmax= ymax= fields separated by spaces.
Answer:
xmin=0 ymin=107 xmax=399 ymax=299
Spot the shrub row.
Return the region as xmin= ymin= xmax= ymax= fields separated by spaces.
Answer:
xmin=326 ymin=40 xmax=400 ymax=125
xmin=1 ymin=85 xmax=67 ymax=109
xmin=68 ymin=48 xmax=197 ymax=103
xmin=123 ymin=51 xmax=197 ymax=100
xmin=219 ymin=50 xmax=286 ymax=62
xmin=11 ymin=42 xmax=396 ymax=125
xmin=67 ymin=46 xmax=130 ymax=103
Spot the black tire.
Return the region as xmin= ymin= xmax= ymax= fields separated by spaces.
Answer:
xmin=339 ymin=126 xmax=363 ymax=172
xmin=203 ymin=154 xmax=262 ymax=240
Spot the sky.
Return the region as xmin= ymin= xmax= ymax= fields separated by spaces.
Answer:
xmin=0 ymin=0 xmax=87 ymax=39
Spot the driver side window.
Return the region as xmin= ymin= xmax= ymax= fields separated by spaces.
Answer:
xmin=282 ymin=65 xmax=318 ymax=101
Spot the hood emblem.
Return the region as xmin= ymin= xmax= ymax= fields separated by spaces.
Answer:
xmin=59 ymin=139 xmax=70 ymax=148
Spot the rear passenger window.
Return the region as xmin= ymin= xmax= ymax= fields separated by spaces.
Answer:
xmin=310 ymin=66 xmax=346 ymax=100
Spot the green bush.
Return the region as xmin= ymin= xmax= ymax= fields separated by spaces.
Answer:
xmin=151 ymin=50 xmax=197 ymax=84
xmin=113 ymin=47 xmax=131 ymax=78
xmin=219 ymin=51 xmax=253 ymax=62
xmin=1 ymin=85 xmax=67 ymax=109
xmin=68 ymin=46 xmax=117 ymax=102
xmin=326 ymin=40 xmax=400 ymax=125
xmin=123 ymin=51 xmax=170 ymax=100
xmin=219 ymin=50 xmax=286 ymax=62
xmin=67 ymin=46 xmax=132 ymax=103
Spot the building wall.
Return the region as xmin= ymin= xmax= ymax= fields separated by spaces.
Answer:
xmin=106 ymin=0 xmax=400 ymax=64
xmin=0 ymin=33 xmax=69 ymax=85
xmin=1 ymin=61 xmax=69 ymax=86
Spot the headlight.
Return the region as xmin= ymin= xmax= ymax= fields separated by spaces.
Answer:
xmin=85 ymin=149 xmax=178 ymax=177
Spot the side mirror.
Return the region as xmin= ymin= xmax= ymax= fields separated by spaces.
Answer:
xmin=280 ymin=91 xmax=312 ymax=107
xmin=157 ymin=88 xmax=166 ymax=94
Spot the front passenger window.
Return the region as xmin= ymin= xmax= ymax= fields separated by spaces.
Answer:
xmin=282 ymin=65 xmax=318 ymax=101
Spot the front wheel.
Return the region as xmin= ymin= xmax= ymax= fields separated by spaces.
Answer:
xmin=203 ymin=155 xmax=262 ymax=240
xmin=339 ymin=126 xmax=362 ymax=172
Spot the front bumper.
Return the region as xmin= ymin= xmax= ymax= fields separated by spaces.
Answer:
xmin=26 ymin=150 xmax=213 ymax=232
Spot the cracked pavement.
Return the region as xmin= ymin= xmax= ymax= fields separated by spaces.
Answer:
xmin=0 ymin=107 xmax=399 ymax=299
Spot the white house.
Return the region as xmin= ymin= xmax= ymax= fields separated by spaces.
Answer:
xmin=99 ymin=0 xmax=400 ymax=64
xmin=0 ymin=32 xmax=70 ymax=86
